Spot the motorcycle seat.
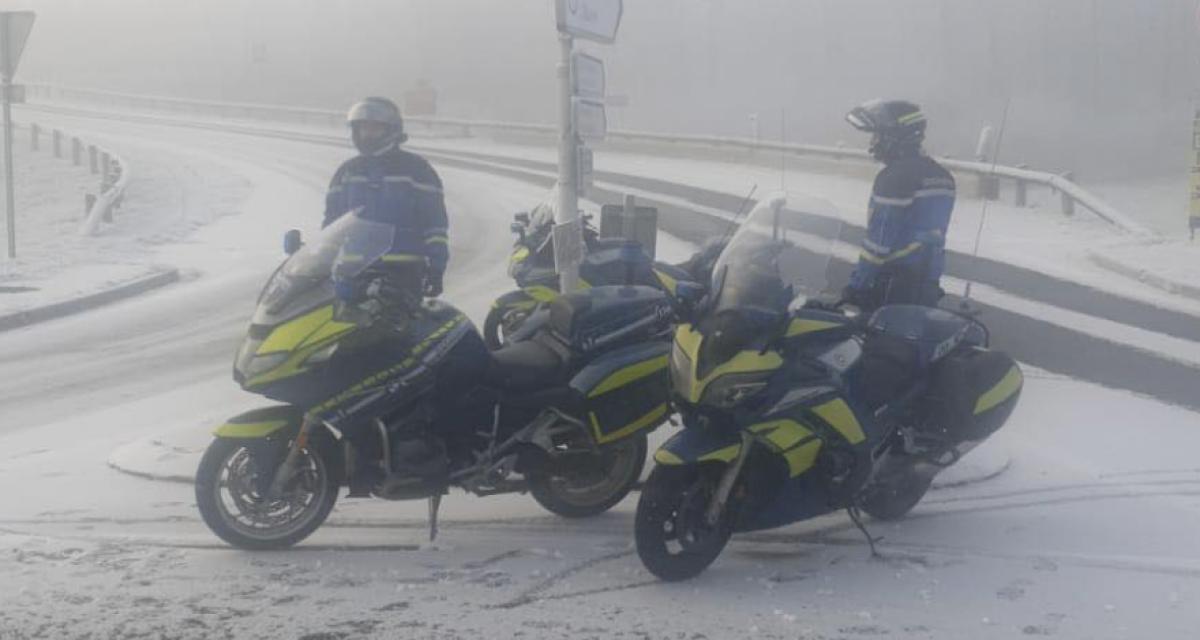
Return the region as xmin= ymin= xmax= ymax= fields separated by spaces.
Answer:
xmin=488 ymin=338 xmax=567 ymax=392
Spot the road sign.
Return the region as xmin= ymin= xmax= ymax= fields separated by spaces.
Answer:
xmin=1 ymin=12 xmax=35 ymax=79
xmin=556 ymin=0 xmax=623 ymax=44
xmin=572 ymin=52 xmax=605 ymax=100
xmin=573 ymin=98 xmax=607 ymax=141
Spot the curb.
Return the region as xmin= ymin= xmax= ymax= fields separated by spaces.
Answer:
xmin=0 ymin=267 xmax=180 ymax=333
xmin=1087 ymin=251 xmax=1200 ymax=303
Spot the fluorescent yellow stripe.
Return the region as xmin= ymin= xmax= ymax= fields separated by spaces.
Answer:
xmin=588 ymin=355 xmax=669 ymax=398
xmin=426 ymin=236 xmax=448 ymax=245
xmin=654 ymin=449 xmax=685 ymax=465
xmin=257 ymin=306 xmax=339 ymax=355
xmin=509 ymin=247 xmax=530 ymax=265
xmin=897 ymin=111 xmax=925 ymax=125
xmin=526 ymin=285 xmax=560 ymax=303
xmin=653 ymin=269 xmax=678 ymax=295
xmin=860 ymin=241 xmax=923 ymax=265
xmin=698 ymin=444 xmax=741 ymax=464
xmin=782 ymin=440 xmax=822 ymax=477
xmin=381 ymin=254 xmax=425 ymax=263
xmin=592 ymin=403 xmax=670 ymax=444
xmin=213 ymin=420 xmax=290 ymax=439
xmin=749 ymin=420 xmax=814 ymax=450
xmin=786 ymin=319 xmax=841 ymax=337
xmin=813 ymin=398 xmax=866 ymax=445
xmin=974 ymin=366 xmax=1023 ymax=415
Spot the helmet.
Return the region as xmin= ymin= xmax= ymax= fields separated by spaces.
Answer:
xmin=845 ymin=99 xmax=926 ymax=163
xmin=347 ymin=96 xmax=408 ymax=155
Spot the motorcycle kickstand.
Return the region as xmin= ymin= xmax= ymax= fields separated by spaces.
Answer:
xmin=427 ymin=492 xmax=443 ymax=543
xmin=846 ymin=504 xmax=883 ymax=559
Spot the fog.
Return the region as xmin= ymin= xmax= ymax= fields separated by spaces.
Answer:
xmin=14 ymin=0 xmax=1200 ymax=180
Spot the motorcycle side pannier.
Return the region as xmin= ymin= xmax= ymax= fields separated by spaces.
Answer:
xmin=922 ymin=347 xmax=1023 ymax=444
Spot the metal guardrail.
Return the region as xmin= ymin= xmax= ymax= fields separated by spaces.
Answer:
xmin=22 ymin=116 xmax=128 ymax=236
xmin=22 ymin=82 xmax=1150 ymax=236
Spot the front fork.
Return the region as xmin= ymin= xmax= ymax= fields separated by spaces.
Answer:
xmin=704 ymin=431 xmax=753 ymax=526
xmin=267 ymin=414 xmax=320 ymax=498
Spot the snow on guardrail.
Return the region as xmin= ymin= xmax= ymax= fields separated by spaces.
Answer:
xmin=22 ymin=82 xmax=1151 ymax=237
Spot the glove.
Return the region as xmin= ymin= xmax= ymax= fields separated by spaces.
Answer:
xmin=424 ymin=271 xmax=444 ymax=298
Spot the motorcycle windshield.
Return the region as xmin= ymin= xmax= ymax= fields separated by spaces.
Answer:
xmin=709 ymin=191 xmax=844 ymax=318
xmin=256 ymin=212 xmax=395 ymax=318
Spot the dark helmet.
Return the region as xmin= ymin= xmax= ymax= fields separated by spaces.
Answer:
xmin=845 ymin=99 xmax=926 ymax=163
xmin=347 ymin=96 xmax=408 ymax=155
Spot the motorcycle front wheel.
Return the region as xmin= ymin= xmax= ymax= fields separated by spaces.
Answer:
xmin=195 ymin=437 xmax=339 ymax=550
xmin=635 ymin=465 xmax=733 ymax=581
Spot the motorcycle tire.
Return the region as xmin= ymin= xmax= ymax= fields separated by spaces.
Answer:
xmin=196 ymin=436 xmax=339 ymax=550
xmin=635 ymin=465 xmax=733 ymax=582
xmin=528 ymin=435 xmax=646 ymax=518
xmin=483 ymin=305 xmax=528 ymax=350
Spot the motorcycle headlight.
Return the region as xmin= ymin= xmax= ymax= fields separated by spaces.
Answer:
xmin=700 ymin=372 xmax=771 ymax=409
xmin=243 ymin=352 xmax=289 ymax=378
xmin=303 ymin=342 xmax=340 ymax=365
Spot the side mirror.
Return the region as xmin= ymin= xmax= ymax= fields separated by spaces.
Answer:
xmin=514 ymin=212 xmax=530 ymax=225
xmin=674 ymin=280 xmax=706 ymax=311
xmin=510 ymin=221 xmax=525 ymax=235
xmin=283 ymin=229 xmax=303 ymax=255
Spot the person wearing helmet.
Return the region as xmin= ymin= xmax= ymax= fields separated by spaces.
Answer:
xmin=324 ymin=96 xmax=449 ymax=299
xmin=842 ymin=100 xmax=956 ymax=313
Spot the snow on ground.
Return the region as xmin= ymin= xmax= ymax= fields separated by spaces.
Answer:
xmin=0 ymin=124 xmax=253 ymax=316
xmin=0 ymin=365 xmax=1197 ymax=639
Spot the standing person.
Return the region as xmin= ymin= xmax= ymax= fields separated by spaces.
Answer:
xmin=842 ymin=100 xmax=955 ymax=312
xmin=325 ymin=96 xmax=449 ymax=299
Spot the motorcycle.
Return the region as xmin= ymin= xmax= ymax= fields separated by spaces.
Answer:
xmin=634 ymin=192 xmax=1023 ymax=580
xmin=485 ymin=196 xmax=725 ymax=349
xmin=195 ymin=210 xmax=680 ymax=549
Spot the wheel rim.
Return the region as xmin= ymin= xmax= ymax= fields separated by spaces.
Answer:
xmin=658 ymin=473 xmax=725 ymax=557
xmin=211 ymin=444 xmax=329 ymax=542
xmin=543 ymin=439 xmax=640 ymax=508
xmin=499 ymin=309 xmax=530 ymax=342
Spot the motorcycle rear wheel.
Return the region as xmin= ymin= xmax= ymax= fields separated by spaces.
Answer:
xmin=528 ymin=435 xmax=647 ymax=518
xmin=195 ymin=437 xmax=339 ymax=550
xmin=483 ymin=305 xmax=529 ymax=350
xmin=635 ymin=465 xmax=732 ymax=581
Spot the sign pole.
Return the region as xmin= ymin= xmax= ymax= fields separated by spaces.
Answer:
xmin=555 ymin=33 xmax=581 ymax=293
xmin=2 ymin=11 xmax=15 ymax=260
xmin=3 ymin=70 xmax=14 ymax=259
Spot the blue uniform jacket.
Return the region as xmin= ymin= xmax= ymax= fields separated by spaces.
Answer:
xmin=323 ymin=146 xmax=449 ymax=276
xmin=849 ymin=154 xmax=955 ymax=290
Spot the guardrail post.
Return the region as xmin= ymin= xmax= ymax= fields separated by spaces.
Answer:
xmin=1060 ymin=171 xmax=1076 ymax=216
xmin=977 ymin=172 xmax=1000 ymax=201
xmin=88 ymin=145 xmax=98 ymax=174
xmin=100 ymin=153 xmax=112 ymax=188
xmin=72 ymin=138 xmax=83 ymax=166
xmin=30 ymin=123 xmax=40 ymax=151
xmin=52 ymin=129 xmax=62 ymax=158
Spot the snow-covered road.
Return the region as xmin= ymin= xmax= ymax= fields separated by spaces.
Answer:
xmin=1 ymin=111 xmax=1198 ymax=639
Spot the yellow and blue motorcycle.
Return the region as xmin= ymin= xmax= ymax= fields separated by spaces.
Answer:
xmin=195 ymin=211 xmax=678 ymax=549
xmin=634 ymin=192 xmax=1023 ymax=580
xmin=485 ymin=203 xmax=723 ymax=348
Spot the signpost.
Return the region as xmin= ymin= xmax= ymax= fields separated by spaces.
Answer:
xmin=552 ymin=0 xmax=621 ymax=292
xmin=1191 ymin=108 xmax=1200 ymax=240
xmin=1 ymin=11 xmax=34 ymax=259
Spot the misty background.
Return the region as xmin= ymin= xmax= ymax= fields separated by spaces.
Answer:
xmin=13 ymin=0 xmax=1200 ymax=183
